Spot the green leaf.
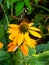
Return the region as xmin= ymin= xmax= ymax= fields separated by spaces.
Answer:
xmin=34 ymin=15 xmax=42 ymax=26
xmin=28 ymin=55 xmax=45 ymax=65
xmin=0 ymin=50 xmax=10 ymax=61
xmin=29 ymin=47 xmax=36 ymax=56
xmin=0 ymin=17 xmax=9 ymax=30
xmin=36 ymin=42 xmax=49 ymax=53
xmin=37 ymin=51 xmax=49 ymax=61
xmin=15 ymin=1 xmax=24 ymax=16
xmin=34 ymin=0 xmax=39 ymax=4
xmin=28 ymin=51 xmax=49 ymax=65
xmin=12 ymin=49 xmax=24 ymax=65
xmin=24 ymin=0 xmax=32 ymax=14
xmin=6 ymin=1 xmax=10 ymax=9
xmin=5 ymin=0 xmax=20 ymax=4
xmin=43 ymin=0 xmax=47 ymax=3
xmin=0 ymin=25 xmax=4 ymax=40
xmin=0 ymin=0 xmax=2 ymax=3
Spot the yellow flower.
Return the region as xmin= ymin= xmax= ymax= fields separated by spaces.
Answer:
xmin=7 ymin=22 xmax=42 ymax=56
xmin=0 ymin=42 xmax=3 ymax=49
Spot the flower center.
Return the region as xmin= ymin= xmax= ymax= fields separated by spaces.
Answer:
xmin=19 ymin=22 xmax=29 ymax=33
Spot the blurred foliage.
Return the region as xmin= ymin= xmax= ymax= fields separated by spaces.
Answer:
xmin=0 ymin=0 xmax=49 ymax=65
xmin=36 ymin=41 xmax=49 ymax=53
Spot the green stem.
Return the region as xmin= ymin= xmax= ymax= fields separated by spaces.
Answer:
xmin=11 ymin=3 xmax=13 ymax=16
xmin=21 ymin=52 xmax=27 ymax=65
xmin=0 ymin=3 xmax=9 ymax=26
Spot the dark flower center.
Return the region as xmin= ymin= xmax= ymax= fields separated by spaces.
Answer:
xmin=19 ymin=22 xmax=29 ymax=33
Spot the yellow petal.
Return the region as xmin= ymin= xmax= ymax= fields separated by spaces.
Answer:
xmin=9 ymin=31 xmax=18 ymax=40
xmin=24 ymin=33 xmax=31 ymax=44
xmin=29 ymin=30 xmax=42 ymax=38
xmin=7 ymin=25 xmax=19 ymax=33
xmin=13 ymin=33 xmax=20 ymax=45
xmin=7 ymin=28 xmax=17 ymax=33
xmin=7 ymin=42 xmax=13 ymax=47
xmin=9 ymin=33 xmax=16 ymax=40
xmin=18 ymin=33 xmax=24 ymax=46
xmin=20 ymin=44 xmax=28 ymax=56
xmin=31 ymin=39 xmax=37 ymax=45
xmin=29 ymin=27 xmax=40 ymax=31
xmin=13 ymin=46 xmax=18 ymax=51
xmin=28 ymin=23 xmax=34 ymax=27
xmin=24 ymin=33 xmax=35 ymax=48
xmin=24 ymin=39 xmax=35 ymax=48
xmin=7 ymin=45 xmax=16 ymax=52
xmin=0 ymin=42 xmax=3 ymax=49
xmin=9 ymin=24 xmax=19 ymax=28
xmin=30 ymin=39 xmax=37 ymax=48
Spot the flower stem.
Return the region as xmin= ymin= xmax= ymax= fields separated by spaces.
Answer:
xmin=11 ymin=3 xmax=13 ymax=16
xmin=0 ymin=3 xmax=9 ymax=26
